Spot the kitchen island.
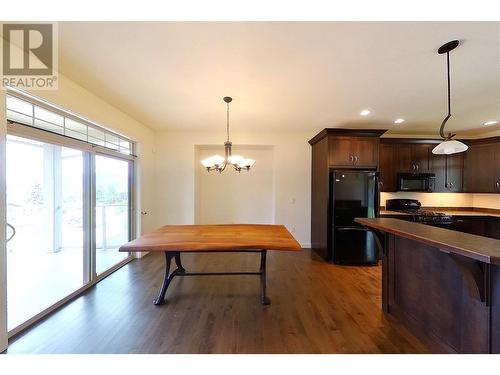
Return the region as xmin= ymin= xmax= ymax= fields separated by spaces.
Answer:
xmin=355 ymin=217 xmax=500 ymax=353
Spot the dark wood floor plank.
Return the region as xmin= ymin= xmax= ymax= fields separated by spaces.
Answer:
xmin=7 ymin=250 xmax=428 ymax=354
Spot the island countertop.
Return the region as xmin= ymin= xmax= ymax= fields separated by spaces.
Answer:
xmin=355 ymin=217 xmax=500 ymax=265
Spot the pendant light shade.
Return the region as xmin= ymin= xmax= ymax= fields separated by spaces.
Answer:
xmin=432 ymin=139 xmax=468 ymax=155
xmin=432 ymin=40 xmax=468 ymax=156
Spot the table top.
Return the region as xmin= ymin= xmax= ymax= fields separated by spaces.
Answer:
xmin=119 ymin=224 xmax=302 ymax=252
xmin=355 ymin=218 xmax=500 ymax=265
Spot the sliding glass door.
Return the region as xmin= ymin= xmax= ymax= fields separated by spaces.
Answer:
xmin=5 ymin=136 xmax=133 ymax=332
xmin=95 ymin=155 xmax=131 ymax=275
xmin=6 ymin=135 xmax=86 ymax=330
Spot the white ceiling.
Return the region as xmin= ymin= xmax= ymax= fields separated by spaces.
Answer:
xmin=57 ymin=22 xmax=500 ymax=136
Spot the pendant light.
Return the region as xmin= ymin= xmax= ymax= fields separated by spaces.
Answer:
xmin=432 ymin=40 xmax=468 ymax=155
xmin=432 ymin=40 xmax=469 ymax=155
xmin=201 ymin=97 xmax=255 ymax=172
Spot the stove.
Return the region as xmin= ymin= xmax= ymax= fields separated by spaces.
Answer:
xmin=385 ymin=199 xmax=453 ymax=223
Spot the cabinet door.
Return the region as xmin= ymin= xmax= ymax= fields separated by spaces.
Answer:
xmin=464 ymin=143 xmax=496 ymax=193
xmin=397 ymin=144 xmax=413 ymax=171
xmin=379 ymin=143 xmax=398 ymax=191
xmin=351 ymin=138 xmax=379 ymax=167
xmin=430 ymin=154 xmax=446 ymax=192
xmin=328 ymin=137 xmax=353 ymax=166
xmin=495 ymin=143 xmax=500 ymax=192
xmin=446 ymin=152 xmax=464 ymax=192
xmin=412 ymin=144 xmax=431 ymax=172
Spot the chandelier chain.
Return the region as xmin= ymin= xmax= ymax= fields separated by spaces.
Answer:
xmin=226 ymin=102 xmax=230 ymax=142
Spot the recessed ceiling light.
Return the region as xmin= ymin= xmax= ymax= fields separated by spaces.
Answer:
xmin=360 ymin=109 xmax=371 ymax=116
xmin=394 ymin=118 xmax=405 ymax=124
xmin=484 ymin=120 xmax=498 ymax=126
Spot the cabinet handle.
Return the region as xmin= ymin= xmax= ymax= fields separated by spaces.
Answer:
xmin=349 ymin=155 xmax=354 ymax=162
xmin=496 ymin=181 xmax=500 ymax=189
xmin=412 ymin=164 xmax=415 ymax=171
xmin=415 ymin=164 xmax=419 ymax=171
xmin=354 ymin=155 xmax=358 ymax=163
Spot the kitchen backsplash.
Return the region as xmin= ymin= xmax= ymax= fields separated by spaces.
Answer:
xmin=381 ymin=192 xmax=500 ymax=210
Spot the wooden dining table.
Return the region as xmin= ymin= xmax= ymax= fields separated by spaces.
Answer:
xmin=119 ymin=224 xmax=301 ymax=306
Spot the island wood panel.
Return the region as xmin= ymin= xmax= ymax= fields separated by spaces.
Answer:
xmin=119 ymin=224 xmax=301 ymax=253
xmin=386 ymin=235 xmax=490 ymax=353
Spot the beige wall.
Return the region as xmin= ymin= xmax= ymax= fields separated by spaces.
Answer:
xmin=154 ymin=130 xmax=312 ymax=247
xmin=195 ymin=146 xmax=275 ymax=225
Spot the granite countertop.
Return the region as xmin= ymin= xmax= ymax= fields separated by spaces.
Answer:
xmin=380 ymin=209 xmax=500 ymax=218
xmin=355 ymin=218 xmax=500 ymax=265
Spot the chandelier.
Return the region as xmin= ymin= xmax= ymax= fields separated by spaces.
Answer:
xmin=201 ymin=97 xmax=255 ymax=172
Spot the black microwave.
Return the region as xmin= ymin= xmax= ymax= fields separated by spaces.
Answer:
xmin=397 ymin=172 xmax=435 ymax=192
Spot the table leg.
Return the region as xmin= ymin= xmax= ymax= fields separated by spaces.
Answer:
xmin=174 ymin=252 xmax=186 ymax=274
xmin=260 ymin=250 xmax=271 ymax=305
xmin=153 ymin=252 xmax=177 ymax=306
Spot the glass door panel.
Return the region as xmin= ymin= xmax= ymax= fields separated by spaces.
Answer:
xmin=6 ymin=135 xmax=85 ymax=330
xmin=95 ymin=155 xmax=130 ymax=275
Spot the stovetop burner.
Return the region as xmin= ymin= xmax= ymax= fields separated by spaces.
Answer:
xmin=385 ymin=199 xmax=453 ymax=223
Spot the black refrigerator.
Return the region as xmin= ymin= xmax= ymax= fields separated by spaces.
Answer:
xmin=328 ymin=170 xmax=380 ymax=265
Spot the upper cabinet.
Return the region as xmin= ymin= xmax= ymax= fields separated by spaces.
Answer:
xmin=464 ymin=140 xmax=500 ymax=193
xmin=397 ymin=143 xmax=431 ymax=172
xmin=310 ymin=131 xmax=500 ymax=195
xmin=329 ymin=136 xmax=379 ymax=167
xmin=379 ymin=143 xmax=398 ymax=192
xmin=431 ymin=152 xmax=464 ymax=192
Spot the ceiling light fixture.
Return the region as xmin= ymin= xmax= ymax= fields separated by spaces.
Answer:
xmin=360 ymin=109 xmax=371 ymax=116
xmin=201 ymin=97 xmax=255 ymax=173
xmin=432 ymin=40 xmax=468 ymax=155
xmin=394 ymin=118 xmax=405 ymax=124
xmin=484 ymin=120 xmax=498 ymax=126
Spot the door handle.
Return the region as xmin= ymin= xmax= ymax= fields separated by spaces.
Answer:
xmin=6 ymin=223 xmax=16 ymax=242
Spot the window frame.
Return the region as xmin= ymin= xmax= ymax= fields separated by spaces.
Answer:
xmin=5 ymin=92 xmax=136 ymax=338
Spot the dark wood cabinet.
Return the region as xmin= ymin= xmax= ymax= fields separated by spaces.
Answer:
xmin=496 ymin=142 xmax=500 ymax=193
xmin=464 ymin=142 xmax=498 ymax=193
xmin=329 ymin=136 xmax=379 ymax=168
xmin=398 ymin=143 xmax=431 ymax=172
xmin=445 ymin=153 xmax=464 ymax=192
xmin=379 ymin=143 xmax=398 ymax=192
xmin=431 ymin=152 xmax=464 ymax=192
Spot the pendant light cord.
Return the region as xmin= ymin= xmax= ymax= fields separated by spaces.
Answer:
xmin=439 ymin=51 xmax=455 ymax=140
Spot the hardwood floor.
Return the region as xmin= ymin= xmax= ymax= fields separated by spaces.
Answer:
xmin=7 ymin=249 xmax=428 ymax=354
